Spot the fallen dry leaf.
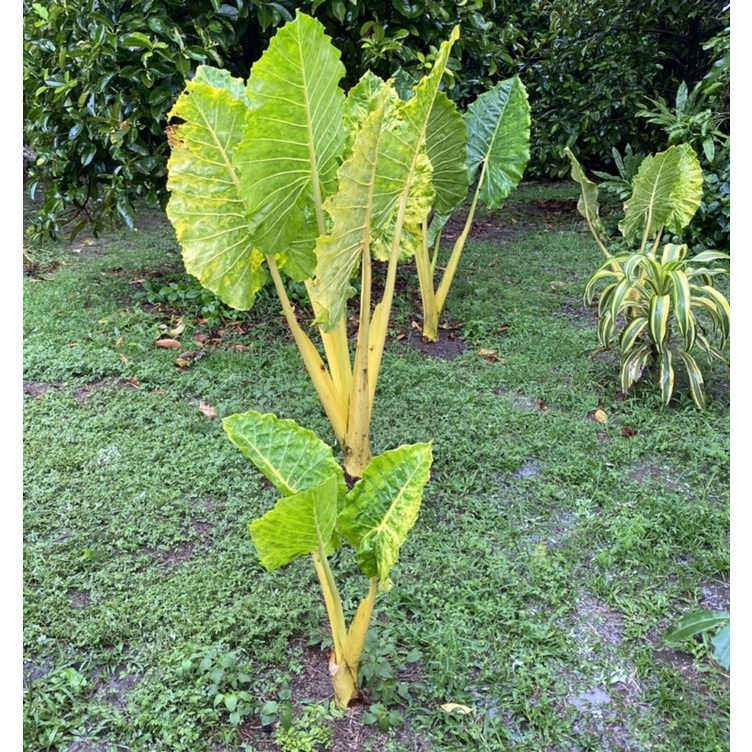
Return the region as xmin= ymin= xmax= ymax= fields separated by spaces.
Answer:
xmin=440 ymin=703 xmax=473 ymax=715
xmin=128 ymin=378 xmax=141 ymax=388
xmin=592 ymin=408 xmax=608 ymax=424
xmin=478 ymin=348 xmax=506 ymax=363
xmin=198 ymin=401 xmax=217 ymax=419
xmin=622 ymin=425 xmax=638 ymax=437
xmin=536 ymin=398 xmax=549 ymax=411
xmin=119 ymin=353 xmax=131 ymax=364
xmin=233 ymin=344 xmax=249 ymax=353
xmin=411 ymin=320 xmax=422 ymax=331
xmin=155 ymin=338 xmax=182 ymax=348
xmin=115 ymin=336 xmax=124 ymax=349
xmin=169 ymin=320 xmax=186 ymax=337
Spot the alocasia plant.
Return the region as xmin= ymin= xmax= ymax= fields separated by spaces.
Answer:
xmin=223 ymin=410 xmax=432 ymax=708
xmin=415 ymin=76 xmax=531 ymax=341
xmin=166 ymin=12 xmax=457 ymax=477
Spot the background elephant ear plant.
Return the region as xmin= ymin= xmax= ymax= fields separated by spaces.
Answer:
xmin=566 ymin=145 xmax=729 ymax=408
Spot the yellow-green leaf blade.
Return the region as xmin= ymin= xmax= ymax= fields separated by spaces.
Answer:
xmin=339 ymin=443 xmax=433 ymax=585
xmin=223 ymin=410 xmax=345 ymax=498
xmin=250 ymin=476 xmax=340 ymax=571
xmin=166 ymin=66 xmax=266 ymax=310
xmin=238 ymin=12 xmax=346 ymax=266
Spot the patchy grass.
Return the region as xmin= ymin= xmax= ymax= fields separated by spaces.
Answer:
xmin=24 ymin=183 xmax=729 ymax=751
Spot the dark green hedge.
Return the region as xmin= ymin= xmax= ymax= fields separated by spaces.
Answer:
xmin=23 ymin=0 xmax=727 ymax=240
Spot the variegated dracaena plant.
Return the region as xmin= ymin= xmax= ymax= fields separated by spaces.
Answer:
xmin=223 ymin=410 xmax=432 ymax=708
xmin=567 ymin=145 xmax=729 ymax=408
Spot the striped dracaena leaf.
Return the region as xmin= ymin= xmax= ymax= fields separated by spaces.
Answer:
xmin=660 ymin=242 xmax=688 ymax=264
xmin=584 ymin=267 xmax=620 ymax=305
xmin=597 ymin=309 xmax=616 ymax=347
xmin=223 ymin=411 xmax=346 ymax=499
xmin=691 ymin=285 xmax=730 ymax=341
xmin=667 ymin=269 xmax=691 ymax=340
xmin=237 ymin=12 xmax=346 ymax=267
xmin=658 ymin=346 xmax=675 ymax=404
xmin=595 ymin=282 xmax=618 ymax=317
xmin=250 ymin=475 xmax=340 ymax=571
xmin=339 ymin=443 xmax=432 ymax=587
xmin=621 ymin=343 xmax=653 ymax=392
xmin=166 ymin=66 xmax=267 ymax=311
xmin=619 ymin=317 xmax=648 ymax=352
xmin=610 ymin=277 xmax=640 ymax=322
xmin=676 ymin=350 xmax=706 ymax=408
xmin=691 ymin=250 xmax=730 ymax=265
xmin=648 ymin=294 xmax=671 ymax=346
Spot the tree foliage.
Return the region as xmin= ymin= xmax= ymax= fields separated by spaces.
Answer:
xmin=24 ymin=0 xmax=728 ymax=239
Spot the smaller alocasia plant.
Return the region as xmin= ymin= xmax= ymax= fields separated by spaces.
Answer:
xmin=223 ymin=410 xmax=432 ymax=708
xmin=414 ymin=76 xmax=531 ymax=342
xmin=567 ymin=144 xmax=730 ymax=408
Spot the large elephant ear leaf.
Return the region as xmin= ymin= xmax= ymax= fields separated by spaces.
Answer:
xmin=166 ymin=66 xmax=267 ymax=311
xmin=426 ymin=91 xmax=469 ymax=216
xmin=250 ymin=476 xmax=340 ymax=572
xmin=338 ymin=443 xmax=432 ymax=589
xmin=310 ymin=28 xmax=459 ymax=327
xmin=465 ymin=76 xmax=530 ymax=209
xmin=223 ymin=411 xmax=346 ymax=499
xmin=237 ymin=11 xmax=346 ymax=270
xmin=619 ymin=144 xmax=703 ymax=244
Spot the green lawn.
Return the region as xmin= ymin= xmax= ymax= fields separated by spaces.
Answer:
xmin=23 ymin=184 xmax=729 ymax=751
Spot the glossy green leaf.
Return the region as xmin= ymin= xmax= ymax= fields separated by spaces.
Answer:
xmin=339 ymin=443 xmax=432 ymax=586
xmin=465 ymin=77 xmax=530 ymax=209
xmin=237 ymin=12 xmax=346 ymax=268
xmin=166 ymin=66 xmax=267 ymax=311
xmin=223 ymin=410 xmax=346 ymax=498
xmin=343 ymin=71 xmax=388 ymax=156
xmin=250 ymin=476 xmax=340 ymax=571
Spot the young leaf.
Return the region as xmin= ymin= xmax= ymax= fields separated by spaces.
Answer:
xmin=339 ymin=443 xmax=432 ymax=586
xmin=465 ymin=76 xmax=530 ymax=208
xmin=223 ymin=411 xmax=346 ymax=498
xmin=166 ymin=66 xmax=267 ymax=311
xmin=250 ymin=476 xmax=340 ymax=571
xmin=565 ymin=146 xmax=607 ymax=239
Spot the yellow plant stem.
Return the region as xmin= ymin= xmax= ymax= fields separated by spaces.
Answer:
xmin=434 ymin=164 xmax=486 ymax=317
xmin=344 ymin=242 xmax=373 ymax=478
xmin=415 ymin=216 xmax=440 ymax=342
xmin=266 ymin=256 xmax=348 ymax=445
xmin=312 ymin=541 xmax=379 ymax=708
